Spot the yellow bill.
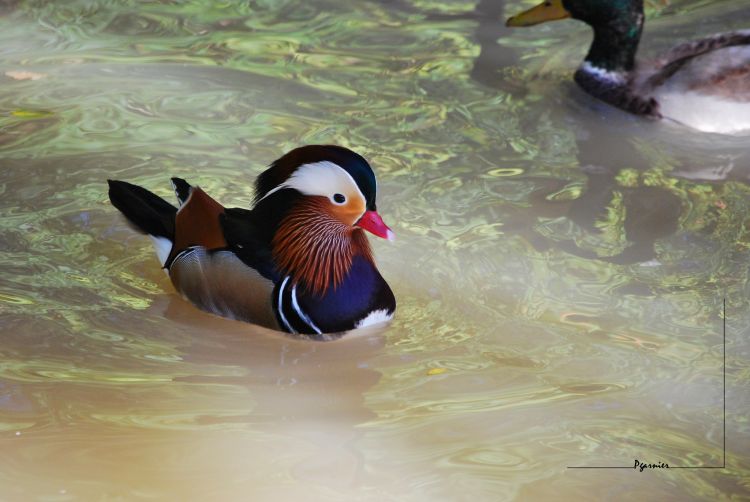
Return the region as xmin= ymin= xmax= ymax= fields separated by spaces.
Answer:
xmin=506 ymin=0 xmax=571 ymax=27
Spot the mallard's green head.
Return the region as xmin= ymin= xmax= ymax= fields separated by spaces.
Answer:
xmin=562 ymin=0 xmax=643 ymax=30
xmin=507 ymin=0 xmax=643 ymax=28
xmin=507 ymin=0 xmax=644 ymax=72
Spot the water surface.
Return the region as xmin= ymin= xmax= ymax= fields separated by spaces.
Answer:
xmin=1 ymin=0 xmax=749 ymax=500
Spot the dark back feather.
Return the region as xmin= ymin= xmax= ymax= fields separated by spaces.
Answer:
xmin=170 ymin=177 xmax=192 ymax=206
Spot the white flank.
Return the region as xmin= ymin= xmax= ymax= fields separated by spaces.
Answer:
xmin=657 ymin=91 xmax=750 ymax=134
xmin=654 ymin=45 xmax=750 ymax=134
xmin=355 ymin=309 xmax=394 ymax=329
xmin=148 ymin=235 xmax=173 ymax=267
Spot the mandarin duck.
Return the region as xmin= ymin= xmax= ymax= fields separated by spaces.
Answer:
xmin=108 ymin=145 xmax=396 ymax=337
xmin=507 ymin=0 xmax=750 ymax=134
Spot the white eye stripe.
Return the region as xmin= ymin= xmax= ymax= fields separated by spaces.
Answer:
xmin=257 ymin=161 xmax=366 ymax=206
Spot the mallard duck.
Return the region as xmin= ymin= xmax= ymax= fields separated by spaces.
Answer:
xmin=108 ymin=145 xmax=396 ymax=337
xmin=506 ymin=0 xmax=750 ymax=134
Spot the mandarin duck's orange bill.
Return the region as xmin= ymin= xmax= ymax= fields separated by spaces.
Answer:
xmin=108 ymin=145 xmax=396 ymax=338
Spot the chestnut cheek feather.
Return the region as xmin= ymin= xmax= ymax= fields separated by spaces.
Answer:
xmin=331 ymin=194 xmax=366 ymax=226
xmin=272 ymin=198 xmax=373 ymax=296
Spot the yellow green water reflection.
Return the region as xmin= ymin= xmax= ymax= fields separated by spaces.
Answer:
xmin=1 ymin=0 xmax=749 ymax=500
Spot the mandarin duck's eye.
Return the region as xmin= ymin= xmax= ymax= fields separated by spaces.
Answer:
xmin=332 ymin=193 xmax=346 ymax=204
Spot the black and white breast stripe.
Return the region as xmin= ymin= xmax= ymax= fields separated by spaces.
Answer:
xmin=274 ymin=276 xmax=322 ymax=335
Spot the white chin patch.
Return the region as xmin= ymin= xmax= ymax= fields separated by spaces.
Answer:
xmin=355 ymin=309 xmax=394 ymax=329
xmin=148 ymin=235 xmax=173 ymax=267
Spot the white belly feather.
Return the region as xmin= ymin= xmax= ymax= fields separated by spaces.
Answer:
xmin=355 ymin=309 xmax=394 ymax=329
xmin=654 ymin=45 xmax=750 ymax=135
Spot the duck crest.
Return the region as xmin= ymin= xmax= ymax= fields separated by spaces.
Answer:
xmin=272 ymin=197 xmax=373 ymax=296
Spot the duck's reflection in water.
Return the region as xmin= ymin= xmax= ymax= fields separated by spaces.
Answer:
xmin=498 ymin=118 xmax=686 ymax=266
xmin=524 ymin=122 xmax=685 ymax=265
xmin=163 ymin=296 xmax=386 ymax=490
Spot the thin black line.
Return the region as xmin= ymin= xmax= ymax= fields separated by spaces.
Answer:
xmin=567 ymin=297 xmax=728 ymax=470
xmin=567 ymin=466 xmax=726 ymax=470
xmin=670 ymin=466 xmax=726 ymax=469
xmin=567 ymin=467 xmax=631 ymax=469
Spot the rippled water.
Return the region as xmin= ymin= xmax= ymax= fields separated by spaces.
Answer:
xmin=1 ymin=0 xmax=749 ymax=500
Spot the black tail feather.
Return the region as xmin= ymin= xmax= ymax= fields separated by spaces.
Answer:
xmin=170 ymin=177 xmax=192 ymax=206
xmin=108 ymin=180 xmax=177 ymax=239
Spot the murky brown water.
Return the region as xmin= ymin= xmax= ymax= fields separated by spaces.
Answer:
xmin=1 ymin=0 xmax=749 ymax=500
